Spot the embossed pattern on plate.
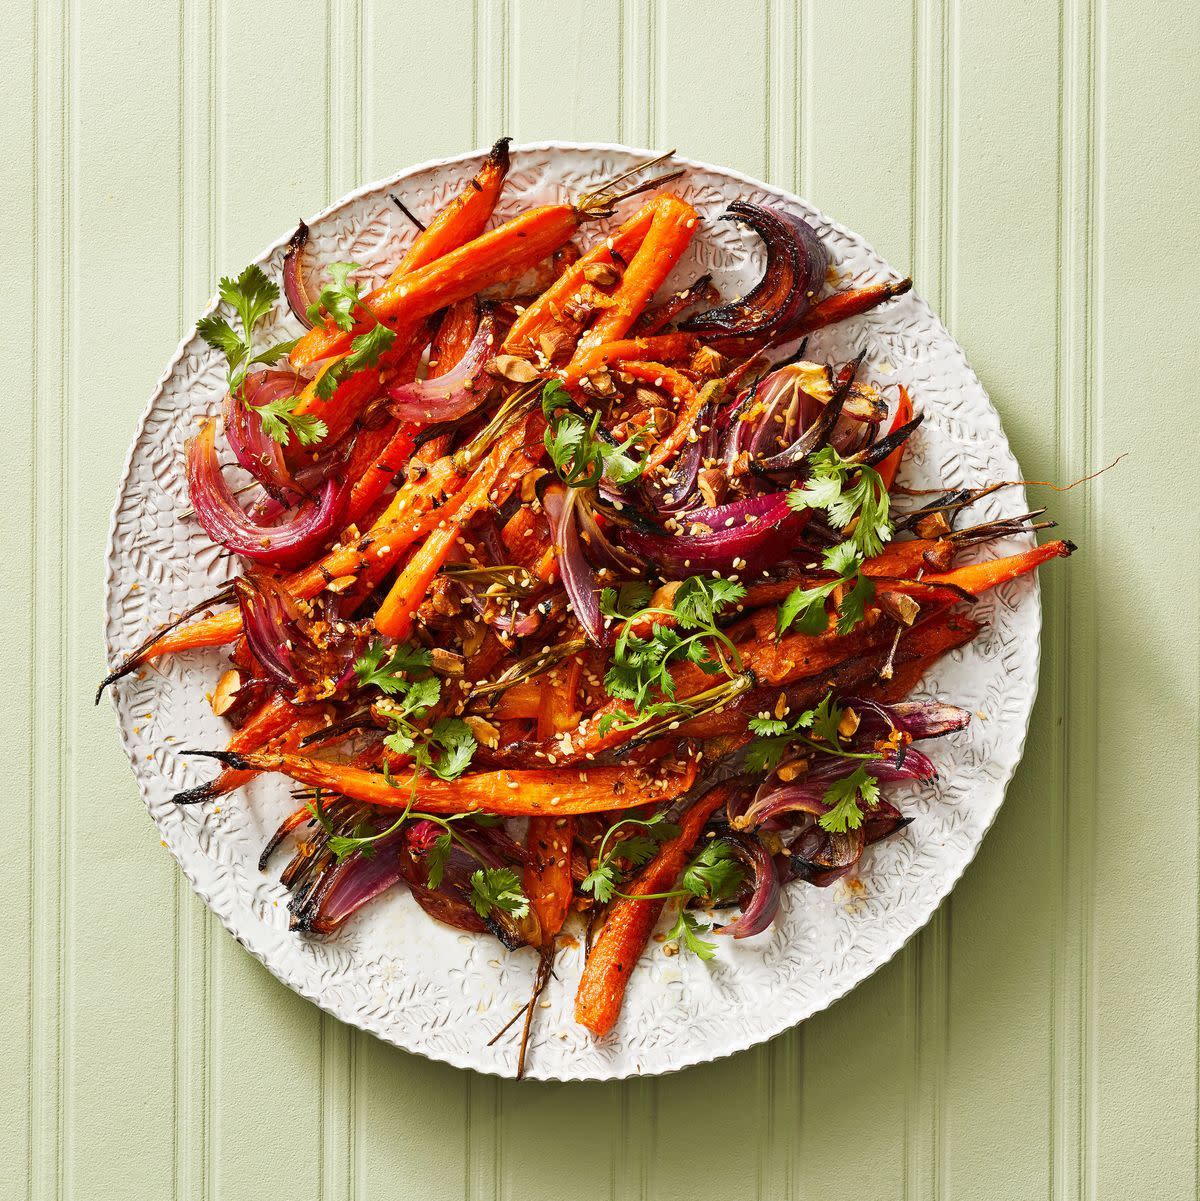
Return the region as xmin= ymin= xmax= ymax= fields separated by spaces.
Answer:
xmin=103 ymin=143 xmax=1039 ymax=1080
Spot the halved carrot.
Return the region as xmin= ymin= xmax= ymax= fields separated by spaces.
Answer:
xmin=575 ymin=781 xmax=734 ymax=1037
xmin=917 ymin=538 xmax=1075 ymax=595
xmin=786 ymin=276 xmax=913 ymax=339
xmin=560 ymin=333 xmax=699 ymax=385
xmin=876 ymin=385 xmax=914 ymax=491
xmin=523 ymin=816 xmax=575 ymax=945
xmin=569 ymin=195 xmax=700 ymax=365
xmin=192 ymin=749 xmax=698 ymax=818
xmin=603 ymin=361 xmax=705 ymax=473
xmin=372 ymin=416 xmax=542 ymax=640
xmin=503 ymin=200 xmax=659 ymax=354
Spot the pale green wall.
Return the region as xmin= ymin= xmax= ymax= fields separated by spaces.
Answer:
xmin=2 ymin=1 xmax=1197 ymax=1198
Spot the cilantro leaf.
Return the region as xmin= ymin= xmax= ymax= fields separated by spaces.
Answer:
xmin=581 ymin=812 xmax=680 ymax=902
xmin=818 ymin=765 xmax=881 ymax=833
xmin=469 ymin=867 xmax=530 ymax=919
xmin=421 ymin=718 xmax=477 ymax=781
xmin=681 ymin=840 xmax=745 ymax=902
xmin=424 ymin=831 xmax=452 ymax=889
xmin=673 ymin=575 xmax=746 ymax=630
xmin=307 ymin=261 xmax=362 ymax=331
xmin=599 ymin=581 xmax=655 ymax=619
xmin=250 ymin=389 xmax=328 ymax=447
xmin=196 ymin=314 xmax=247 ymax=366
xmin=776 ymin=579 xmax=840 ymax=637
xmin=314 ymin=321 xmax=397 ymax=400
xmin=835 ymin=572 xmax=876 ymax=635
xmin=220 ymin=264 xmax=278 ymax=336
xmin=354 ymin=640 xmax=433 ymax=695
xmin=541 ymin=380 xmax=647 ymax=488
xmin=666 ymin=909 xmax=718 ymax=960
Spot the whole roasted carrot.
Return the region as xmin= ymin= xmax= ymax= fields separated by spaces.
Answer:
xmin=523 ymin=816 xmax=575 ymax=945
xmin=560 ymin=333 xmax=699 ymax=385
xmin=575 ymin=781 xmax=734 ymax=1038
xmin=503 ymin=200 xmax=659 ymax=354
xmin=569 ymin=195 xmax=700 ymax=365
xmin=294 ymin=139 xmax=511 ymax=369
xmin=786 ymin=276 xmax=913 ymax=339
xmin=292 ymin=205 xmax=586 ymax=369
xmin=175 ymin=693 xmax=327 ymax=805
xmin=918 ymin=538 xmax=1075 ymax=595
xmin=184 ymin=750 xmax=698 ymax=817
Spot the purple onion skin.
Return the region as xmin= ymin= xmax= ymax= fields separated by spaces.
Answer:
xmin=845 ymin=698 xmax=972 ymax=742
xmin=715 ymin=832 xmax=782 ymax=939
xmin=186 ymin=421 xmax=348 ymax=569
xmin=620 ymin=492 xmax=808 ymax=576
xmin=682 ymin=203 xmax=828 ymax=342
xmin=282 ymin=221 xmax=315 ymax=328
xmin=788 ymin=825 xmax=864 ymax=887
xmin=541 ymin=482 xmax=606 ymax=646
xmin=306 ymin=839 xmax=405 ymax=934
xmin=387 ymin=310 xmax=497 ymax=424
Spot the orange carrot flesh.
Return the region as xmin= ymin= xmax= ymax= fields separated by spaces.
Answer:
xmin=569 ymin=195 xmax=700 ymax=365
xmin=789 ymin=276 xmax=913 ymax=338
xmin=575 ymin=782 xmax=733 ymax=1037
xmin=503 ymin=201 xmax=658 ymax=354
xmin=561 ymin=333 xmax=699 ymax=385
xmin=214 ymin=750 xmax=698 ymax=818
xmin=877 ymin=385 xmax=914 ymax=491
xmin=523 ymin=816 xmax=575 ymax=945
xmin=605 ymin=361 xmax=703 ymax=473
xmin=292 ymin=205 xmax=582 ymax=368
xmin=372 ymin=417 xmax=541 ymax=640
xmin=918 ymin=539 xmax=1075 ymax=595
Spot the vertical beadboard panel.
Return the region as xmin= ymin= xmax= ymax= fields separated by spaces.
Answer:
xmin=936 ymin=4 xmax=1062 ymax=1199
xmin=1090 ymin=1 xmax=1199 ymax=1197
xmin=62 ymin=2 xmax=185 ymax=1195
xmin=201 ymin=4 xmax=332 ymax=1199
xmin=2 ymin=6 xmax=38 ymax=1201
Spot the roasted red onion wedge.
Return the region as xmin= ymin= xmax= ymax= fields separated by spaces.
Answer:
xmin=223 ymin=371 xmax=308 ymax=502
xmin=681 ymin=202 xmax=828 ymax=342
xmin=282 ymin=220 xmax=316 ymax=328
xmin=620 ymin=491 xmax=808 ymax=576
xmin=714 ymin=831 xmax=781 ymax=939
xmin=186 ymin=420 xmax=348 ymax=569
xmin=387 ymin=307 xmax=498 ymax=424
xmin=541 ymin=480 xmax=606 ymax=645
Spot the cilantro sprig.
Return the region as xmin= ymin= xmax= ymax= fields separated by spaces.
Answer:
xmin=779 ymin=447 xmax=895 ymax=635
xmin=307 ymin=261 xmax=362 ymax=331
xmin=580 ymin=812 xmax=681 ymax=903
xmin=197 ymin=265 xmax=313 ymax=445
xmin=469 ymin=867 xmax=530 ymax=920
xmin=353 ymin=639 xmax=477 ymax=781
xmin=745 ymin=693 xmax=888 ymax=833
xmin=599 ymin=575 xmax=747 ymax=734
xmin=541 ymin=381 xmax=646 ymax=487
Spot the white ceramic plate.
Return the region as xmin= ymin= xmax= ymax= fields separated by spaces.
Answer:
xmin=104 ymin=143 xmax=1039 ymax=1080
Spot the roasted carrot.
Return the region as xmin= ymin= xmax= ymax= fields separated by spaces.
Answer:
xmin=787 ymin=276 xmax=913 ymax=339
xmin=561 ymin=333 xmax=699 ymax=384
xmin=632 ymin=273 xmax=720 ymax=336
xmin=575 ymin=782 xmax=734 ymax=1037
xmin=292 ymin=205 xmax=585 ymax=370
xmin=428 ymin=296 xmax=479 ymax=372
xmin=523 ymin=816 xmax=575 ymax=944
xmin=503 ymin=200 xmax=659 ymax=354
xmin=570 ymin=194 xmax=700 ymax=364
xmin=876 ymin=385 xmax=914 ymax=491
xmin=918 ymin=538 xmax=1075 ymax=595
xmin=373 ymin=415 xmax=542 ymax=640
xmin=190 ymin=749 xmax=698 ymax=818
xmin=604 ymin=361 xmax=706 ymax=472
xmin=293 ymin=139 xmax=511 ymax=369
xmin=174 ymin=693 xmax=326 ymax=805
